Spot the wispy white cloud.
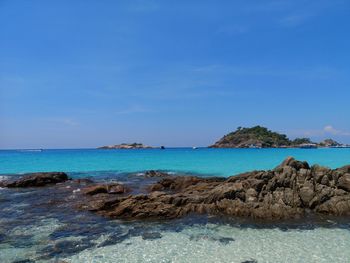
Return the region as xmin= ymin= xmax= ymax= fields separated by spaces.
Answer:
xmin=115 ymin=105 xmax=154 ymax=115
xmin=236 ymin=0 xmax=346 ymax=28
xmin=190 ymin=64 xmax=342 ymax=78
xmin=128 ymin=0 xmax=159 ymax=13
xmin=324 ymin=125 xmax=350 ymax=136
xmin=217 ymin=25 xmax=249 ymax=35
xmin=289 ymin=125 xmax=350 ymax=138
xmin=279 ymin=12 xmax=314 ymax=27
xmin=277 ymin=0 xmax=345 ymax=28
xmin=42 ymin=118 xmax=80 ymax=127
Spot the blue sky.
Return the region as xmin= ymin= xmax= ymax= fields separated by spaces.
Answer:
xmin=1 ymin=0 xmax=350 ymax=148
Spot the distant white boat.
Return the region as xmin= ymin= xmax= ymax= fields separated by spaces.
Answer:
xmin=248 ymin=144 xmax=262 ymax=149
xmin=19 ymin=149 xmax=43 ymax=152
xmin=192 ymin=147 xmax=198 ymax=150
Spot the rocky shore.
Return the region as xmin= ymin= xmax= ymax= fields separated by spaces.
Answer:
xmin=2 ymin=157 xmax=350 ymax=221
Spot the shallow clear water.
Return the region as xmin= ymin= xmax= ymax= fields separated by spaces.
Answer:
xmin=1 ymin=148 xmax=350 ymax=176
xmin=1 ymin=149 xmax=350 ymax=262
xmin=66 ymin=225 xmax=350 ymax=263
xmin=1 ymin=173 xmax=350 ymax=263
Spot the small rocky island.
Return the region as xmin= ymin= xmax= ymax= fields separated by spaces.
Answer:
xmin=98 ymin=143 xmax=155 ymax=149
xmin=210 ymin=126 xmax=347 ymax=148
xmin=2 ymin=157 xmax=350 ymax=221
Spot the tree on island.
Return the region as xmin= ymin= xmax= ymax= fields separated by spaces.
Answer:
xmin=210 ymin=126 xmax=344 ymax=148
xmin=291 ymin=138 xmax=314 ymax=145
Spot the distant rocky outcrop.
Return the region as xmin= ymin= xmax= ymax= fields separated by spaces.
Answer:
xmin=78 ymin=157 xmax=350 ymax=220
xmin=0 ymin=172 xmax=69 ymax=187
xmin=210 ymin=126 xmax=347 ymax=148
xmin=319 ymin=139 xmax=342 ymax=147
xmin=210 ymin=126 xmax=290 ymax=148
xmin=98 ymin=143 xmax=154 ymax=149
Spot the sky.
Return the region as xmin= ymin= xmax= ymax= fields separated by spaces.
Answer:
xmin=0 ymin=0 xmax=350 ymax=149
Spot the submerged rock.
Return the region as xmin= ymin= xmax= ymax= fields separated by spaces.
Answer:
xmin=82 ymin=183 xmax=129 ymax=195
xmin=189 ymin=234 xmax=234 ymax=244
xmin=39 ymin=240 xmax=93 ymax=259
xmin=141 ymin=232 xmax=162 ymax=240
xmin=12 ymin=260 xmax=36 ymax=263
xmin=0 ymin=172 xmax=69 ymax=188
xmin=78 ymin=158 xmax=350 ymax=221
xmin=144 ymin=170 xmax=169 ymax=178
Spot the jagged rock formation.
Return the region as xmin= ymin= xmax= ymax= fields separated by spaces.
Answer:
xmin=3 ymin=158 xmax=350 ymax=221
xmin=77 ymin=157 xmax=350 ymax=220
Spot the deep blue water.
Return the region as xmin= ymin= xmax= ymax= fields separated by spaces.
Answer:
xmin=1 ymin=148 xmax=350 ymax=176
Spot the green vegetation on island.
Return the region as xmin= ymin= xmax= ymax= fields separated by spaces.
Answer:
xmin=210 ymin=126 xmax=345 ymax=148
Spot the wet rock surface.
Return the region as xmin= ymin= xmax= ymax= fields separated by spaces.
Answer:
xmin=141 ymin=232 xmax=162 ymax=240
xmin=82 ymin=183 xmax=129 ymax=195
xmin=0 ymin=172 xmax=69 ymax=188
xmin=77 ymin=157 xmax=350 ymax=220
xmin=144 ymin=170 xmax=169 ymax=178
xmin=1 ymin=164 xmax=350 ymax=262
xmin=189 ymin=234 xmax=235 ymax=245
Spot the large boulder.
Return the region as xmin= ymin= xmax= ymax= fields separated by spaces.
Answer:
xmin=1 ymin=172 xmax=69 ymax=188
xmin=337 ymin=174 xmax=350 ymax=192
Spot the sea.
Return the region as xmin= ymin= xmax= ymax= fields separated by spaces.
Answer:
xmin=1 ymin=148 xmax=350 ymax=262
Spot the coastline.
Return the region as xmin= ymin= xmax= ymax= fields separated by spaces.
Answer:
xmin=1 ymin=157 xmax=350 ymax=262
xmin=2 ymin=157 xmax=350 ymax=221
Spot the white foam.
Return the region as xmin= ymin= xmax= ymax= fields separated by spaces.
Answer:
xmin=0 ymin=175 xmax=9 ymax=181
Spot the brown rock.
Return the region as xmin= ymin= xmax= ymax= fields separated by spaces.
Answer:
xmin=144 ymin=170 xmax=169 ymax=178
xmin=337 ymin=174 xmax=350 ymax=192
xmin=246 ymin=188 xmax=258 ymax=202
xmin=2 ymin=172 xmax=69 ymax=188
xmin=299 ymin=186 xmax=315 ymax=206
xmin=71 ymin=157 xmax=350 ymax=221
xmin=83 ymin=183 xmax=128 ymax=196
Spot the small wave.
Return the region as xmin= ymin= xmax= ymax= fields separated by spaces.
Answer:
xmin=18 ymin=149 xmax=43 ymax=152
xmin=0 ymin=175 xmax=9 ymax=181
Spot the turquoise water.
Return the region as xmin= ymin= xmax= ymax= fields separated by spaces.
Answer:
xmin=1 ymin=148 xmax=350 ymax=262
xmin=1 ymin=148 xmax=350 ymax=176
